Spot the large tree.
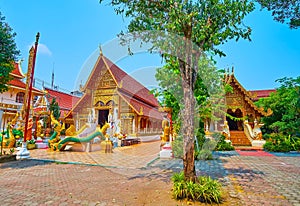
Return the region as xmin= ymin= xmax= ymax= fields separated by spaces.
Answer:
xmin=0 ymin=12 xmax=20 ymax=93
xmin=256 ymin=0 xmax=300 ymax=29
xmin=100 ymin=0 xmax=254 ymax=180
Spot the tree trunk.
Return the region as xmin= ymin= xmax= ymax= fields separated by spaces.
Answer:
xmin=182 ymin=80 xmax=196 ymax=181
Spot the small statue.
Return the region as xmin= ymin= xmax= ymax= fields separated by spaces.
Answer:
xmin=160 ymin=116 xmax=170 ymax=147
xmin=36 ymin=120 xmax=43 ymax=138
xmin=222 ymin=120 xmax=230 ymax=139
xmin=253 ymin=119 xmax=264 ymax=140
xmin=48 ymin=113 xmax=62 ymax=150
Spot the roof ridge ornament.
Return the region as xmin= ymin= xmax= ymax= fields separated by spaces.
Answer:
xmin=99 ymin=44 xmax=103 ymax=56
xmin=231 ymin=66 xmax=234 ymax=75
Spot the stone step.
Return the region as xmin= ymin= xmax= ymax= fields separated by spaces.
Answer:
xmin=229 ymin=131 xmax=252 ymax=146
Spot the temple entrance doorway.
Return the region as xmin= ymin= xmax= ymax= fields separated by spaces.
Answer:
xmin=98 ymin=109 xmax=109 ymax=128
xmin=226 ymin=108 xmax=243 ymax=131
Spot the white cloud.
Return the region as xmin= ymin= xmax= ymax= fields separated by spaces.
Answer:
xmin=28 ymin=43 xmax=52 ymax=56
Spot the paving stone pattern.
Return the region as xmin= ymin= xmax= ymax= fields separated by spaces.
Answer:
xmin=0 ymin=143 xmax=299 ymax=205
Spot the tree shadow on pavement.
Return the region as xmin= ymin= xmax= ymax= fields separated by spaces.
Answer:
xmin=225 ymin=167 xmax=265 ymax=181
xmin=0 ymin=159 xmax=52 ymax=169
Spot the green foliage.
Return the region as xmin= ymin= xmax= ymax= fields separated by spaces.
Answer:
xmin=196 ymin=137 xmax=215 ymax=160
xmin=26 ymin=139 xmax=36 ymax=144
xmin=16 ymin=140 xmax=22 ymax=147
xmin=256 ymin=0 xmax=300 ymax=29
xmin=214 ymin=133 xmax=235 ymax=151
xmin=197 ymin=149 xmax=213 ymax=160
xmin=153 ymin=55 xmax=228 ymax=123
xmin=49 ymin=98 xmax=61 ymax=120
xmin=0 ymin=12 xmax=20 ymax=93
xmin=100 ymin=0 xmax=254 ymax=56
xmin=172 ymin=135 xmax=183 ymax=159
xmin=172 ymin=125 xmax=207 ymax=159
xmin=171 ymin=172 xmax=222 ymax=203
xmin=256 ymin=76 xmax=300 ymax=136
xmin=263 ymin=133 xmax=300 ymax=152
xmin=12 ymin=129 xmax=23 ymax=138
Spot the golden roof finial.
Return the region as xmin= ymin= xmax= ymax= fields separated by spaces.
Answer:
xmin=99 ymin=44 xmax=103 ymax=56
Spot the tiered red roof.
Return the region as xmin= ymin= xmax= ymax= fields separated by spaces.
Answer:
xmin=9 ymin=79 xmax=42 ymax=94
xmin=8 ymin=61 xmax=43 ymax=95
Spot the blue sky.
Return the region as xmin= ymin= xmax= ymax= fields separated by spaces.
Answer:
xmin=1 ymin=0 xmax=299 ymax=92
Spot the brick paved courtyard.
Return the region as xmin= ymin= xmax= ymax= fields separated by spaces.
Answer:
xmin=0 ymin=142 xmax=299 ymax=205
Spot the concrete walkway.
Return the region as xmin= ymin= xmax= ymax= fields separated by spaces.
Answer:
xmin=0 ymin=142 xmax=299 ymax=205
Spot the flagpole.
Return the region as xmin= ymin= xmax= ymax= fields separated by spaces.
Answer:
xmin=17 ymin=32 xmax=39 ymax=160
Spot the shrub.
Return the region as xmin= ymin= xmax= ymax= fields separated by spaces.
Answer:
xmin=197 ymin=149 xmax=213 ymax=160
xmin=171 ymin=172 xmax=222 ymax=203
xmin=213 ymin=133 xmax=235 ymax=151
xmin=197 ymin=176 xmax=222 ymax=203
xmin=263 ymin=133 xmax=300 ymax=152
xmin=263 ymin=141 xmax=274 ymax=151
xmin=196 ymin=138 xmax=216 ymax=160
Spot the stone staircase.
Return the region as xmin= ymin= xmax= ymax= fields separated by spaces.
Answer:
xmin=229 ymin=131 xmax=252 ymax=146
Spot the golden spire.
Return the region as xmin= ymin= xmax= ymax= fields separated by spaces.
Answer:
xmin=99 ymin=44 xmax=103 ymax=56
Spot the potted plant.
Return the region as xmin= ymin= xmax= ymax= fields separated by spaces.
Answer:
xmin=26 ymin=139 xmax=36 ymax=150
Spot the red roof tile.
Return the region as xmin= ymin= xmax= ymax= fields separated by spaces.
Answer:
xmin=8 ymin=79 xmax=42 ymax=94
xmin=10 ymin=62 xmax=25 ymax=79
xmin=45 ymin=88 xmax=80 ymax=110
xmin=104 ymin=56 xmax=159 ymax=107
xmin=72 ymin=93 xmax=91 ymax=113
xmin=249 ymin=89 xmax=276 ymax=101
xmin=119 ymin=91 xmax=163 ymax=120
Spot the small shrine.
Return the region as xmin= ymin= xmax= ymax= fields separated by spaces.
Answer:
xmin=205 ymin=68 xmax=274 ymax=146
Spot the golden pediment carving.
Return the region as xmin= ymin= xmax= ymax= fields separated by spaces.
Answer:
xmin=96 ymin=70 xmax=117 ymax=88
xmin=94 ymin=89 xmax=116 ymax=97
xmin=93 ymin=93 xmax=118 ymax=106
xmin=226 ymin=97 xmax=243 ymax=106
xmin=94 ymin=96 xmax=112 ymax=105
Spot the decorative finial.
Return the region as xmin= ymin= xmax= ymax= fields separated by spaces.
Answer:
xmin=99 ymin=44 xmax=103 ymax=56
xmin=231 ymin=66 xmax=234 ymax=74
xmin=36 ymin=32 xmax=40 ymax=42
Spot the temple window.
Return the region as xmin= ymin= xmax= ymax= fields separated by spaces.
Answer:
xmin=16 ymin=92 xmax=25 ymax=103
